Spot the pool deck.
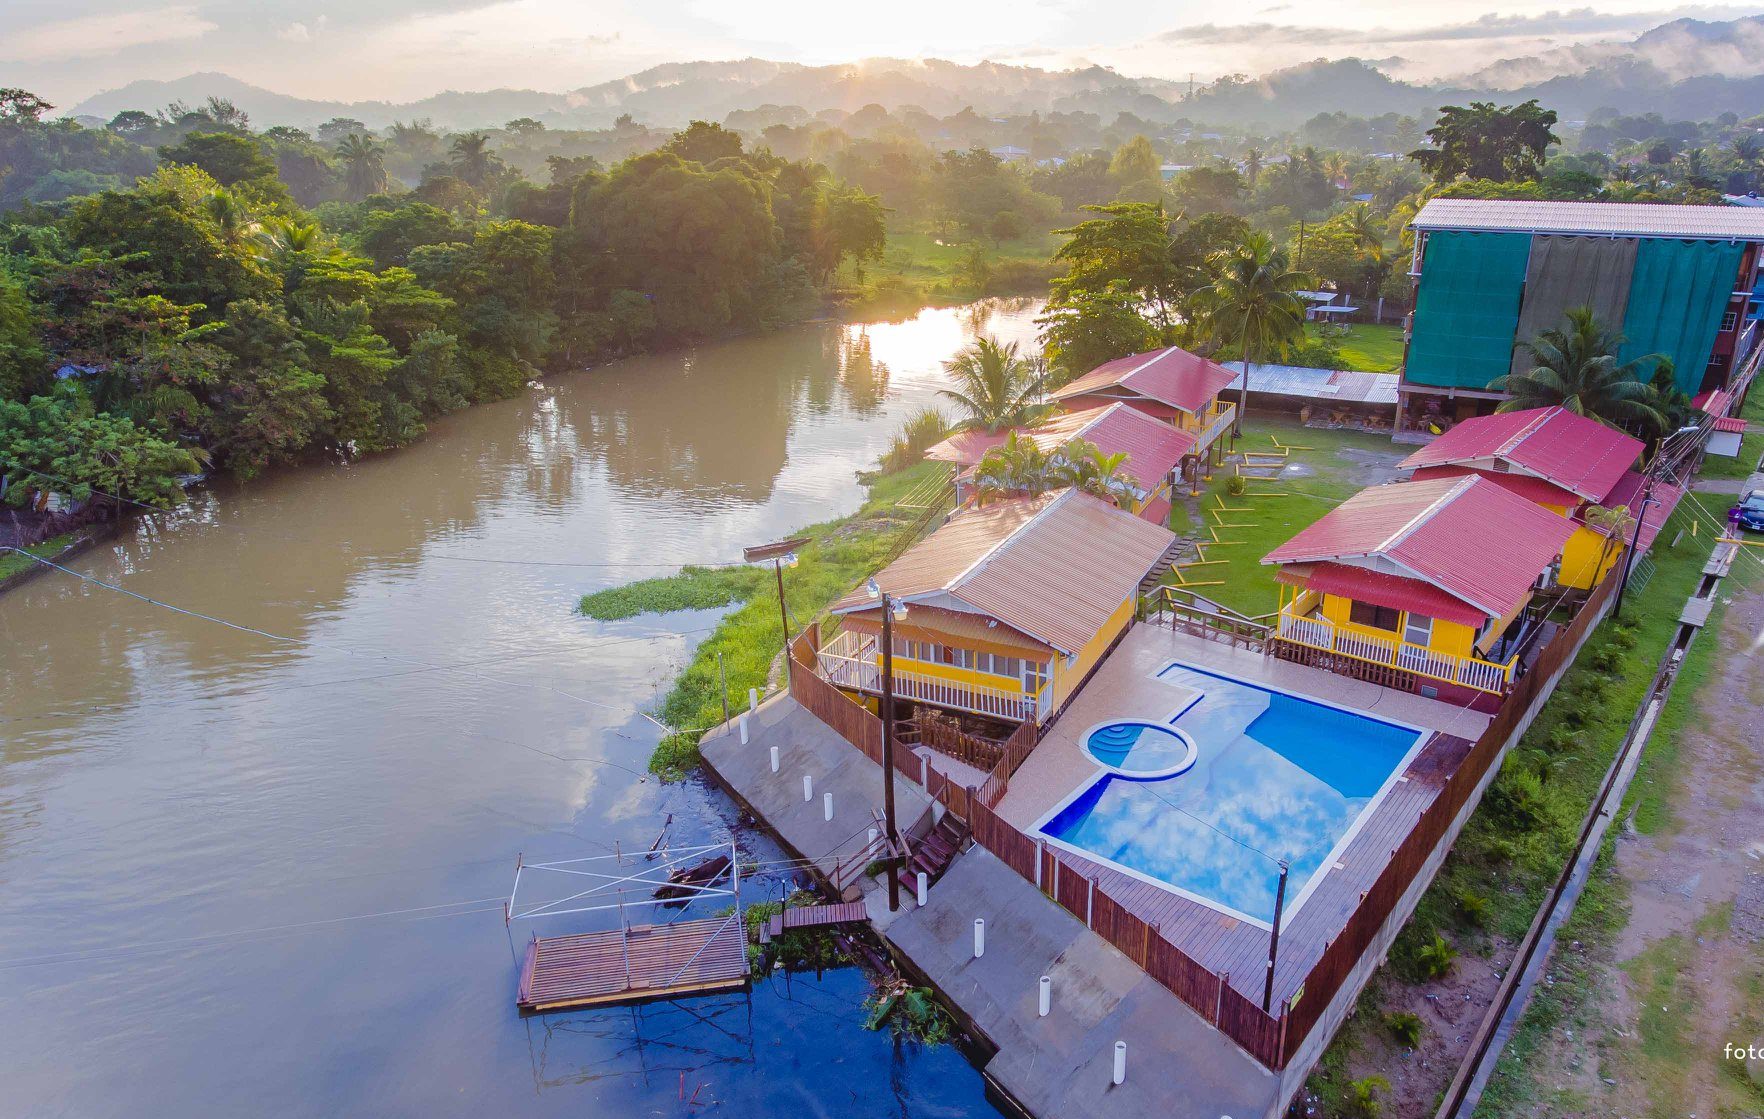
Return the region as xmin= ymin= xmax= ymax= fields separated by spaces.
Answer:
xmin=995 ymin=624 xmax=1489 ymax=1009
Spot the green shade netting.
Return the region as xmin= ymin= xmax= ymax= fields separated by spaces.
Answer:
xmin=1405 ymin=231 xmax=1532 ymax=389
xmin=1618 ymin=238 xmax=1744 ymax=396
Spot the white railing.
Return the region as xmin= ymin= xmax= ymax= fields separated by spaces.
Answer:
xmin=1274 ymin=609 xmax=1516 ymax=694
xmin=816 ymin=630 xmax=1045 ymax=722
xmin=1193 ymin=401 xmax=1236 ymax=451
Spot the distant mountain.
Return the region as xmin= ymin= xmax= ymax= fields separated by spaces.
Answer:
xmin=66 ymin=59 xmax=1190 ymax=132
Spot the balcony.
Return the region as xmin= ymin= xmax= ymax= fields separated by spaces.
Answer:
xmin=1272 ymin=609 xmax=1517 ymax=695
xmin=815 ymin=630 xmax=1046 ymax=722
xmin=1179 ymin=399 xmax=1236 ymax=453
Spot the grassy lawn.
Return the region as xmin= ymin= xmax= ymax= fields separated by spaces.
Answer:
xmin=579 ymin=461 xmax=951 ymax=777
xmin=0 ymin=532 xmax=76 ymax=581
xmin=840 ymin=225 xmax=1061 ymax=311
xmin=1161 ymin=416 xmax=1406 ymax=617
xmin=1310 ymin=322 xmax=1405 ymax=374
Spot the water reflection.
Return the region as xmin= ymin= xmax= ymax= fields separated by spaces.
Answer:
xmin=0 ymin=299 xmax=1040 ymax=1117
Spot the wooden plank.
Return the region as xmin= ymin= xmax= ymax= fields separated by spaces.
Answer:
xmin=518 ymin=916 xmax=748 ymax=1012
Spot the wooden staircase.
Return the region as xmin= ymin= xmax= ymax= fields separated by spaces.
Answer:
xmin=895 ymin=813 xmax=968 ymax=898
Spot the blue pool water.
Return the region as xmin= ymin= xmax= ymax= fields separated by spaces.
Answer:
xmin=1038 ymin=663 xmax=1424 ymax=926
xmin=1084 ymin=720 xmax=1194 ymax=774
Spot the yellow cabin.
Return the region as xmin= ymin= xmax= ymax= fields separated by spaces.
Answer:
xmin=818 ymin=489 xmax=1175 ymax=728
xmin=1263 ymin=475 xmax=1577 ymax=704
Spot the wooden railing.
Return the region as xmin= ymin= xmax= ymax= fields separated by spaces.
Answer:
xmin=816 ymin=629 xmax=1046 ymax=721
xmin=911 ymin=712 xmax=1005 ymax=771
xmin=1183 ymin=399 xmax=1237 ymax=451
xmin=1141 ymin=585 xmax=1274 ymax=649
xmin=1272 ymin=608 xmax=1516 ymax=694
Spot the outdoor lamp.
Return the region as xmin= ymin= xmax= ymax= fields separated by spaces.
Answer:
xmin=892 ymin=599 xmax=908 ymax=622
xmin=783 ymin=551 xmax=799 ymax=569
xmin=866 ymin=577 xmax=882 ymax=599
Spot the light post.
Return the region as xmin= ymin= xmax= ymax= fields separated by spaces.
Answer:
xmin=867 ymin=577 xmax=908 ymax=912
xmin=1262 ymin=859 xmax=1290 ymax=1013
xmin=744 ymin=537 xmax=807 ymax=681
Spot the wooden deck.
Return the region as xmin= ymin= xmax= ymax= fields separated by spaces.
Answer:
xmin=1050 ymin=731 xmax=1476 ymax=1009
xmin=758 ymin=900 xmax=868 ymax=943
xmin=517 ymin=914 xmax=749 ymax=1012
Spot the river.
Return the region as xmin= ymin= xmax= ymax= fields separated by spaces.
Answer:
xmin=0 ymin=298 xmax=1045 ymax=1117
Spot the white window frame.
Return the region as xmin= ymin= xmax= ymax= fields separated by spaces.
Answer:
xmin=1401 ymin=612 xmax=1433 ymax=648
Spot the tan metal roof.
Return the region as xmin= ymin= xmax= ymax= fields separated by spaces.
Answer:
xmin=832 ymin=490 xmax=1174 ymax=656
xmin=1411 ymin=197 xmax=1764 ymax=241
xmin=838 ymin=604 xmax=1055 ymax=657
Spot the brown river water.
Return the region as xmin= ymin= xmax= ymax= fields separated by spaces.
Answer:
xmin=0 ymin=299 xmax=1043 ymax=1117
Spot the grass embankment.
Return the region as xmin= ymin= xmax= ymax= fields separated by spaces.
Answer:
xmin=838 ymin=226 xmax=1061 ymax=313
xmin=1309 ymin=322 xmax=1405 ymax=374
xmin=1160 ymin=417 xmax=1404 ymax=617
xmin=0 ymin=531 xmax=76 ymax=581
xmin=1307 ymin=496 xmax=1725 ymax=1117
xmin=579 ymin=461 xmax=950 ymax=778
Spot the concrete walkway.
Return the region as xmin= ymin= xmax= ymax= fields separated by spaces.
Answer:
xmin=887 ymin=847 xmax=1280 ymax=1119
xmin=700 ymin=695 xmax=933 ymax=881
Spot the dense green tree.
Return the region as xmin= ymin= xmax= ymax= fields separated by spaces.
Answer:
xmin=1048 ymin=202 xmax=1180 ymax=329
xmin=158 ymin=131 xmax=280 ymax=188
xmin=0 ymin=384 xmax=203 ymax=509
xmin=663 ymin=121 xmax=745 ymax=165
xmin=337 ymin=134 xmax=391 ymax=201
xmin=1036 ymin=282 xmax=1159 ymax=384
xmin=359 ymin=201 xmax=463 ymax=268
xmin=1108 ymin=135 xmax=1161 ymax=188
xmin=1410 ymin=101 xmax=1560 ymax=183
xmin=0 ymin=270 xmax=47 ymax=399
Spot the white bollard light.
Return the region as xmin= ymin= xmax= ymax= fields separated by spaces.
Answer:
xmin=738 ymin=713 xmax=749 ymax=744
xmin=748 ymin=687 xmax=759 ymax=713
xmin=1112 ymin=1041 xmax=1126 ymax=1086
xmin=867 ymin=827 xmax=879 ymax=849
xmin=803 ymin=774 xmax=813 ymax=802
xmin=823 ymin=792 xmax=834 ymax=821
xmin=973 ymin=917 xmax=985 ymax=958
xmin=1038 ymin=975 xmax=1051 ymax=1017
xmin=769 ymin=745 xmax=779 ymax=772
xmin=916 ymin=871 xmax=928 ymax=906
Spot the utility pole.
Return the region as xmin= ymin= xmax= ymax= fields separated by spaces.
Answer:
xmin=1613 ymin=483 xmax=1656 ymax=621
xmin=1262 ymin=860 xmax=1290 ymax=1013
xmin=869 ymin=579 xmax=904 ymax=912
xmin=743 ymin=536 xmax=806 ymax=681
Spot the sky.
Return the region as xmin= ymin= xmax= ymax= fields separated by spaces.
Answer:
xmin=6 ymin=0 xmax=1764 ymax=109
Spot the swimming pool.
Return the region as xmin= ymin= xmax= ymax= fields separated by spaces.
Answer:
xmin=1035 ymin=662 xmax=1426 ymax=928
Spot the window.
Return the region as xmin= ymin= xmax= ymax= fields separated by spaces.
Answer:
xmin=940 ymin=646 xmax=974 ymax=670
xmin=1722 ymin=310 xmax=1740 ymax=332
xmin=1348 ymin=600 xmax=1402 ymax=632
xmin=1022 ymin=659 xmax=1050 ymax=695
xmin=1402 ymin=613 xmax=1433 ymax=647
xmin=976 ymin=653 xmax=1021 ymax=679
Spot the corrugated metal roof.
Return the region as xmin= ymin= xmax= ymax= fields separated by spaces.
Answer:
xmin=1593 ymin=472 xmax=1685 ymax=553
xmin=1222 ymin=364 xmax=1399 ymax=405
xmin=1279 ymin=560 xmax=1487 ymax=627
xmin=838 ymin=603 xmax=1055 ymax=656
xmin=1412 ymin=197 xmax=1764 ymax=241
xmin=1398 ymin=406 xmax=1641 ymax=503
xmin=1713 ymin=415 xmax=1749 ymax=433
xmin=1408 ymin=464 xmax=1582 ymax=508
xmin=833 ymin=490 xmax=1174 ymax=655
xmin=1262 ymin=476 xmax=1576 ymax=620
xmin=1051 ymin=346 xmax=1238 ymax=414
xmin=924 ymin=404 xmax=1194 ymax=489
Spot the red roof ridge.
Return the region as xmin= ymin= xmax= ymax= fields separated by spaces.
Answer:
xmin=1379 ymin=476 xmax=1477 ymax=555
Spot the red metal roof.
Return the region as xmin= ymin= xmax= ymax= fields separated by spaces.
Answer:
xmin=1691 ymin=389 xmax=1732 ymax=416
xmin=1262 ymin=476 xmax=1577 ymax=621
xmin=925 ymin=403 xmax=1194 ymax=491
xmin=1591 ymin=471 xmax=1685 ymax=553
xmin=1408 ymin=464 xmax=1581 ymax=508
xmin=1712 ymin=416 xmax=1748 ymax=433
xmin=1398 ymin=406 xmax=1642 ymax=503
xmin=1277 ymin=561 xmax=1487 ymax=627
xmin=1050 ymin=346 xmax=1238 ymax=415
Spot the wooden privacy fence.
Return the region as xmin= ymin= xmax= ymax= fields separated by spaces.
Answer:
xmin=792 ymin=572 xmax=1616 ymax=1071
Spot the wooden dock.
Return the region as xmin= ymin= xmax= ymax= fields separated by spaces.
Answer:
xmin=517 ymin=914 xmax=748 ymax=1012
xmin=757 ymin=899 xmax=868 ymax=944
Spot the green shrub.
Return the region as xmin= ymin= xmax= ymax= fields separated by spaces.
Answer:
xmin=1226 ymin=474 xmax=1248 ymax=496
xmin=650 ymin=730 xmax=704 ymax=780
xmin=1415 ymin=933 xmax=1458 ymax=979
xmin=1588 ymin=643 xmax=1626 ymax=674
xmin=1382 ymin=1010 xmax=1423 ymax=1049
xmin=1455 ymin=890 xmax=1490 ymax=929
xmin=1344 ymin=1075 xmax=1391 ymax=1119
xmin=1486 ymin=768 xmax=1548 ymax=828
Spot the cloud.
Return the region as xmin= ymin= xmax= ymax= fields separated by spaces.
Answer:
xmin=276 ymin=16 xmax=330 ymax=44
xmin=0 ymin=5 xmax=219 ymax=63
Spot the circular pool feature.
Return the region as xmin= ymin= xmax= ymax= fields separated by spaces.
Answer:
xmin=1081 ymin=720 xmax=1198 ymax=778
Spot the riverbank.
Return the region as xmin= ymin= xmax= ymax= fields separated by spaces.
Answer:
xmin=1302 ymin=496 xmax=1728 ymax=1119
xmin=0 ymin=523 xmax=122 ymax=594
xmin=579 ymin=460 xmax=953 ymax=778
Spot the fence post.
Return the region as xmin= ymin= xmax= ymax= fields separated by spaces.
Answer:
xmin=1034 ymin=838 xmax=1043 ymax=890
xmin=1086 ymin=876 xmax=1095 ymax=929
xmin=1215 ymin=972 xmax=1227 ymax=1025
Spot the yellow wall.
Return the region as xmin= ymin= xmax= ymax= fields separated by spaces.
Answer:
xmin=1558 ymin=525 xmax=1621 ymax=590
xmin=1051 ymin=595 xmax=1137 ymax=709
xmin=1316 ymin=593 xmax=1477 ymax=657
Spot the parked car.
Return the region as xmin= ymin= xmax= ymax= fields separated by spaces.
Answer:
xmin=1731 ymin=493 xmax=1764 ymax=533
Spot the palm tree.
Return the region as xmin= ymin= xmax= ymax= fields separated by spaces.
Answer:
xmin=201 ymin=188 xmax=261 ymax=248
xmin=1051 ymin=440 xmax=1137 ymax=509
xmin=1191 ymin=231 xmax=1313 ymax=436
xmin=336 ymin=133 xmax=390 ymax=201
xmin=449 ymin=132 xmax=495 ymax=189
xmin=1342 ymin=203 xmax=1383 ymax=252
xmin=1730 ymin=134 xmax=1763 ymax=191
xmin=938 ymin=338 xmax=1049 ymax=432
xmin=1242 ymin=147 xmax=1264 ymax=187
xmin=1490 ymin=307 xmax=1667 ymax=434
xmin=973 ymin=432 xmax=1052 ymax=504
